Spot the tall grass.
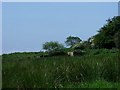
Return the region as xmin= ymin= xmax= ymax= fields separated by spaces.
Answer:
xmin=2 ymin=49 xmax=120 ymax=88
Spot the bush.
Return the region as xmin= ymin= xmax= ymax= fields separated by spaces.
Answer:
xmin=72 ymin=43 xmax=85 ymax=50
xmin=49 ymin=50 xmax=67 ymax=56
xmin=39 ymin=54 xmax=49 ymax=57
xmin=114 ymin=30 xmax=120 ymax=49
xmin=93 ymin=50 xmax=100 ymax=55
xmin=74 ymin=50 xmax=86 ymax=56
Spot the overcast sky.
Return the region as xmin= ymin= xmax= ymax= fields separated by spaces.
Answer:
xmin=2 ymin=2 xmax=118 ymax=54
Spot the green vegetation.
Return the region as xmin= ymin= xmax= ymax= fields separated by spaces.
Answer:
xmin=65 ymin=36 xmax=82 ymax=48
xmin=2 ymin=49 xmax=120 ymax=88
xmin=43 ymin=41 xmax=64 ymax=52
xmin=93 ymin=16 xmax=120 ymax=49
xmin=64 ymin=79 xmax=120 ymax=88
xmin=114 ymin=30 xmax=120 ymax=49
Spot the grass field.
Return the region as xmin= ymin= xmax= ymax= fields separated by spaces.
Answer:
xmin=2 ymin=49 xmax=120 ymax=88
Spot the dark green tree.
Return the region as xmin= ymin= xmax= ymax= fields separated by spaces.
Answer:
xmin=65 ymin=36 xmax=82 ymax=48
xmin=43 ymin=41 xmax=64 ymax=52
xmin=93 ymin=16 xmax=120 ymax=49
xmin=114 ymin=30 xmax=120 ymax=49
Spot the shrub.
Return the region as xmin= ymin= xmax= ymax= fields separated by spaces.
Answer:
xmin=72 ymin=43 xmax=85 ymax=50
xmin=49 ymin=50 xmax=67 ymax=56
xmin=39 ymin=54 xmax=49 ymax=57
xmin=93 ymin=50 xmax=100 ymax=55
xmin=114 ymin=30 xmax=120 ymax=49
xmin=74 ymin=50 xmax=86 ymax=56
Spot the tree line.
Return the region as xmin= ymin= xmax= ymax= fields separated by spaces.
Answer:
xmin=43 ymin=16 xmax=120 ymax=52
